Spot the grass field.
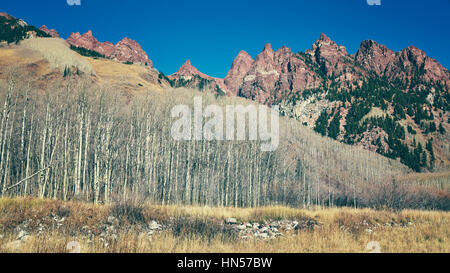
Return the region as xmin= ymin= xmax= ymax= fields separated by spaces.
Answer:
xmin=0 ymin=198 xmax=448 ymax=253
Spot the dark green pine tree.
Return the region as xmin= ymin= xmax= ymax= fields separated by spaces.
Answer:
xmin=426 ymin=138 xmax=435 ymax=169
xmin=314 ymin=110 xmax=329 ymax=136
xmin=429 ymin=122 xmax=437 ymax=133
xmin=439 ymin=123 xmax=446 ymax=134
xmin=421 ymin=151 xmax=428 ymax=167
xmin=328 ymin=111 xmax=341 ymax=140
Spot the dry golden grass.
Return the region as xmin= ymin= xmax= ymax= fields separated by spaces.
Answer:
xmin=0 ymin=40 xmax=168 ymax=96
xmin=0 ymin=46 xmax=41 ymax=65
xmin=0 ymin=45 xmax=53 ymax=80
xmin=0 ymin=198 xmax=448 ymax=253
xmin=88 ymin=57 xmax=168 ymax=93
xmin=20 ymin=37 xmax=94 ymax=74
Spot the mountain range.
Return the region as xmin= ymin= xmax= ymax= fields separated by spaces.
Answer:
xmin=1 ymin=11 xmax=449 ymax=172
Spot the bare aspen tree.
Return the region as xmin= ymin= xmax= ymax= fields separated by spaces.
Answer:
xmin=19 ymin=86 xmax=29 ymax=181
xmin=0 ymin=81 xmax=413 ymax=208
xmin=38 ymin=103 xmax=49 ymax=199
xmin=23 ymin=113 xmax=33 ymax=197
xmin=75 ymin=93 xmax=85 ymax=197
xmin=83 ymin=111 xmax=90 ymax=200
xmin=184 ymin=139 xmax=192 ymax=204
xmin=0 ymin=77 xmax=15 ymax=195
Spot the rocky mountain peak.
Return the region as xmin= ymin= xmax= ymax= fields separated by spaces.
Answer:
xmin=263 ymin=43 xmax=273 ymax=51
xmin=305 ymin=33 xmax=350 ymax=77
xmin=170 ymin=59 xmax=228 ymax=94
xmin=255 ymin=43 xmax=275 ymax=64
xmin=319 ymin=32 xmax=331 ymax=42
xmin=388 ymin=45 xmax=450 ymax=86
xmin=237 ymin=50 xmax=252 ymax=58
xmin=175 ymin=59 xmax=202 ymax=76
xmin=0 ymin=12 xmax=27 ymax=27
xmin=119 ymin=37 xmax=136 ymax=45
xmin=224 ymin=50 xmax=254 ymax=95
xmin=402 ymin=46 xmax=427 ymax=64
xmin=66 ymin=30 xmax=100 ymax=53
xmin=313 ymin=33 xmax=337 ymax=48
xmin=172 ymin=59 xmax=218 ymax=83
xmin=312 ymin=33 xmax=346 ymax=53
xmin=112 ymin=37 xmax=152 ymax=66
xmin=39 ymin=25 xmax=60 ymax=38
xmin=276 ymin=45 xmax=291 ymax=53
xmin=355 ymin=40 xmax=395 ymax=75
xmin=183 ymin=59 xmax=192 ymax=67
xmin=66 ymin=31 xmax=152 ymax=67
xmin=275 ymin=46 xmax=293 ymax=63
xmin=358 ymin=39 xmax=392 ymax=54
xmin=0 ymin=12 xmax=13 ymax=20
xmin=68 ymin=32 xmax=81 ymax=39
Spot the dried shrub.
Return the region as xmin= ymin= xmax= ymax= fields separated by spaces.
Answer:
xmin=171 ymin=216 xmax=237 ymax=242
xmin=110 ymin=200 xmax=146 ymax=225
xmin=359 ymin=179 xmax=450 ymax=211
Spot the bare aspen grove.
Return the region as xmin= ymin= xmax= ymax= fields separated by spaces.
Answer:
xmin=0 ymin=71 xmax=448 ymax=210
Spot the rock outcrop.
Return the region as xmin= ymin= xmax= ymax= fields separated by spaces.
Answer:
xmin=169 ymin=60 xmax=227 ymax=94
xmin=237 ymin=43 xmax=323 ymax=104
xmin=0 ymin=12 xmax=14 ymax=20
xmin=305 ymin=33 xmax=353 ymax=77
xmin=230 ymin=33 xmax=449 ymax=104
xmin=109 ymin=37 xmax=152 ymax=66
xmin=66 ymin=30 xmax=152 ymax=66
xmin=67 ymin=31 xmax=101 ymax=52
xmin=224 ymin=50 xmax=253 ymax=96
xmin=355 ymin=39 xmax=396 ymax=76
xmin=39 ymin=25 xmax=60 ymax=38
xmin=385 ymin=46 xmax=449 ymax=87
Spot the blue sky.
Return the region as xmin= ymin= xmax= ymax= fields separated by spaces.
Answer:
xmin=2 ymin=0 xmax=450 ymax=78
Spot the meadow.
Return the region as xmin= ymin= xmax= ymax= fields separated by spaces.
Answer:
xmin=0 ymin=198 xmax=448 ymax=253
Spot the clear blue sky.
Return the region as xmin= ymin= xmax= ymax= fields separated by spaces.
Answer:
xmin=2 ymin=0 xmax=450 ymax=78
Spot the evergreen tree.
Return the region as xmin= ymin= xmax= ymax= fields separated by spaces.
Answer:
xmin=314 ymin=110 xmax=329 ymax=136
xmin=429 ymin=122 xmax=437 ymax=133
xmin=439 ymin=123 xmax=446 ymax=134
xmin=426 ymin=138 xmax=435 ymax=169
xmin=328 ymin=111 xmax=341 ymax=140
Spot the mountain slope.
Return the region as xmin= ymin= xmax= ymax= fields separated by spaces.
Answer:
xmin=168 ymin=34 xmax=449 ymax=171
xmin=228 ymin=35 xmax=449 ymax=172
xmin=0 ymin=38 xmax=169 ymax=95
xmin=0 ymin=12 xmax=50 ymax=44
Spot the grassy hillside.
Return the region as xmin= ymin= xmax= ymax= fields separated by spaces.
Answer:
xmin=0 ymin=41 xmax=169 ymax=95
xmin=20 ymin=38 xmax=94 ymax=74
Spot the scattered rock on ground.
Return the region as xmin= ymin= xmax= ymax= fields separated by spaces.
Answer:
xmin=149 ymin=220 xmax=161 ymax=230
